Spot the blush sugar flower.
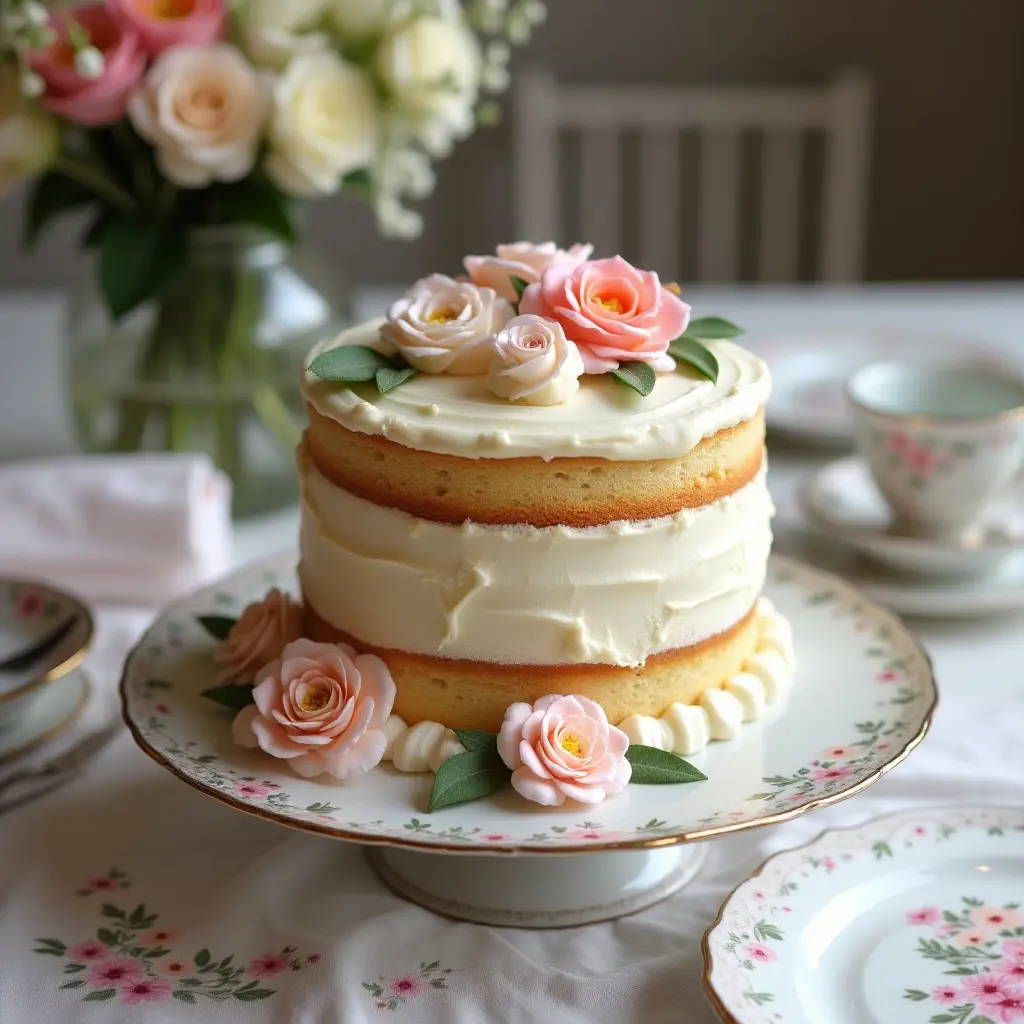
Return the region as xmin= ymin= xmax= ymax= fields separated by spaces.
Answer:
xmin=232 ymin=638 xmax=397 ymax=780
xmin=214 ymin=588 xmax=303 ymax=684
xmin=520 ymin=255 xmax=690 ymax=374
xmin=496 ymin=694 xmax=631 ymax=807
xmin=464 ymin=241 xmax=593 ymax=303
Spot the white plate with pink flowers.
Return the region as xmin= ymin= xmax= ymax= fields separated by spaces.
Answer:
xmin=703 ymin=806 xmax=1024 ymax=1024
xmin=119 ymin=552 xmax=936 ymax=854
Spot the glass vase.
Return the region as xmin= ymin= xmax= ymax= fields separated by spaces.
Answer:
xmin=66 ymin=227 xmax=347 ymax=518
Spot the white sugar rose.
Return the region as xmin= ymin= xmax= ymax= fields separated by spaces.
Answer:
xmin=381 ymin=274 xmax=515 ymax=375
xmin=328 ymin=0 xmax=393 ymax=39
xmin=238 ymin=0 xmax=329 ymax=69
xmin=487 ymin=314 xmax=585 ymax=405
xmin=465 ymin=242 xmax=593 ymax=303
xmin=377 ymin=16 xmax=480 ymax=156
xmin=265 ymin=50 xmax=377 ymax=198
xmin=128 ymin=45 xmax=269 ymax=188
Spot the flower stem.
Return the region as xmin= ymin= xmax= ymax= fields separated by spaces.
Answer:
xmin=53 ymin=156 xmax=137 ymax=214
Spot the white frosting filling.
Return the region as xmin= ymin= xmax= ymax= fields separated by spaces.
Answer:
xmin=383 ymin=600 xmax=794 ymax=774
xmin=300 ymin=462 xmax=774 ymax=666
xmin=302 ymin=319 xmax=771 ymax=462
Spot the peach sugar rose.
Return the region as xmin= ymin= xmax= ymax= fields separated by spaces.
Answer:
xmin=214 ymin=588 xmax=302 ymax=683
xmin=520 ymin=255 xmax=691 ymax=374
xmin=232 ymin=639 xmax=397 ymax=780
xmin=464 ymin=241 xmax=593 ymax=304
xmin=497 ymin=694 xmax=632 ymax=806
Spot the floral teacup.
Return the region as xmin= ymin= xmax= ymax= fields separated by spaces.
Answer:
xmin=847 ymin=361 xmax=1024 ymax=538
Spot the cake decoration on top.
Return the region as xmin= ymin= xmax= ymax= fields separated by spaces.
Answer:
xmin=307 ymin=241 xmax=745 ymax=402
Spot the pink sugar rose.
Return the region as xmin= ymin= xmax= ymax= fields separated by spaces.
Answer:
xmin=464 ymin=241 xmax=593 ymax=304
xmin=107 ymin=0 xmax=225 ymax=55
xmin=519 ymin=255 xmax=690 ymax=374
xmin=232 ymin=639 xmax=396 ymax=780
xmin=214 ymin=588 xmax=303 ymax=683
xmin=496 ymin=694 xmax=631 ymax=807
xmin=27 ymin=4 xmax=145 ymax=126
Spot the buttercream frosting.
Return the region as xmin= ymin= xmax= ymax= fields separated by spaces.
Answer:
xmin=300 ymin=460 xmax=774 ymax=666
xmin=302 ymin=319 xmax=770 ymax=462
xmin=381 ymin=599 xmax=794 ymax=774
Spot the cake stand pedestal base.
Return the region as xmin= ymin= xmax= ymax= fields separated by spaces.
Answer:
xmin=368 ymin=843 xmax=707 ymax=928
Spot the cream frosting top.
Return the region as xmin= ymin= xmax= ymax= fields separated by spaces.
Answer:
xmin=302 ymin=319 xmax=771 ymax=461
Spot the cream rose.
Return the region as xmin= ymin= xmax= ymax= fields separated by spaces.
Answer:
xmin=327 ymin=0 xmax=393 ymax=38
xmin=377 ymin=15 xmax=480 ymax=156
xmin=128 ymin=44 xmax=269 ymax=188
xmin=486 ymin=314 xmax=585 ymax=406
xmin=214 ymin=589 xmax=303 ymax=683
xmin=381 ymin=274 xmax=515 ymax=375
xmin=0 ymin=67 xmax=58 ymax=199
xmin=465 ymin=242 xmax=593 ymax=303
xmin=238 ymin=0 xmax=329 ymax=69
xmin=265 ymin=50 xmax=378 ymax=198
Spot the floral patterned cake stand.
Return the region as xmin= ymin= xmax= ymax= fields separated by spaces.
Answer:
xmin=703 ymin=806 xmax=1024 ymax=1024
xmin=119 ymin=554 xmax=937 ymax=929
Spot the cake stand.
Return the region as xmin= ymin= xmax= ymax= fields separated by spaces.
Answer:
xmin=120 ymin=554 xmax=937 ymax=928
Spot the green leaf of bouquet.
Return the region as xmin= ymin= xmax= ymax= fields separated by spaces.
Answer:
xmin=684 ymin=316 xmax=745 ymax=340
xmin=609 ymin=361 xmax=657 ymax=397
xmin=624 ymin=745 xmax=708 ymax=784
xmin=23 ymin=172 xmax=94 ymax=250
xmin=669 ymin=337 xmax=720 ymax=383
xmin=200 ymin=685 xmax=256 ymax=710
xmin=309 ymin=345 xmax=393 ymax=383
xmin=217 ymin=178 xmax=298 ymax=243
xmin=510 ymin=274 xmax=529 ymax=301
xmin=428 ymin=749 xmax=510 ymax=812
xmin=97 ymin=216 xmax=188 ymax=321
xmin=375 ymin=366 xmax=417 ymax=394
xmin=451 ymin=729 xmax=499 ymax=753
xmin=196 ymin=615 xmax=237 ymax=640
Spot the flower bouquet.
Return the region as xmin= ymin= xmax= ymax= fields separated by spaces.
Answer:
xmin=0 ymin=0 xmax=546 ymax=514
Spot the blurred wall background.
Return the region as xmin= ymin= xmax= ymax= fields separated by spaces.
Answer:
xmin=2 ymin=0 xmax=1022 ymax=288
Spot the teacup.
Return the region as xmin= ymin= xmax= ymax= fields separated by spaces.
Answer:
xmin=846 ymin=361 xmax=1024 ymax=539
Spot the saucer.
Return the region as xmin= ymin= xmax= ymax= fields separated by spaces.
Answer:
xmin=0 ymin=666 xmax=91 ymax=762
xmin=704 ymin=805 xmax=1024 ymax=1024
xmin=800 ymin=456 xmax=1024 ymax=577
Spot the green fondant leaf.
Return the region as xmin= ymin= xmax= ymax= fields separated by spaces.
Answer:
xmin=196 ymin=615 xmax=237 ymax=640
xmin=375 ymin=366 xmax=417 ymax=394
xmin=625 ymin=745 xmax=707 ymax=784
xmin=509 ymin=274 xmax=529 ymax=301
xmin=428 ymin=749 xmax=510 ymax=812
xmin=684 ymin=316 xmax=745 ymax=340
xmin=308 ymin=345 xmax=393 ymax=383
xmin=669 ymin=337 xmax=720 ymax=383
xmin=609 ymin=361 xmax=657 ymax=397
xmin=200 ymin=685 xmax=256 ymax=710
xmin=452 ymin=729 xmax=499 ymax=753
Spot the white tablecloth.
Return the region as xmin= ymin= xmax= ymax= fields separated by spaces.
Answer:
xmin=1 ymin=285 xmax=1023 ymax=1023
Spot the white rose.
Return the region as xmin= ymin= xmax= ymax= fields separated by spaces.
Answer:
xmin=0 ymin=66 xmax=58 ymax=199
xmin=265 ymin=50 xmax=378 ymax=198
xmin=128 ymin=45 xmax=269 ymax=188
xmin=377 ymin=16 xmax=481 ymax=156
xmin=238 ymin=0 xmax=329 ymax=70
xmin=465 ymin=242 xmax=594 ymax=303
xmin=328 ymin=0 xmax=393 ymax=38
xmin=381 ymin=274 xmax=514 ymax=375
xmin=486 ymin=314 xmax=585 ymax=406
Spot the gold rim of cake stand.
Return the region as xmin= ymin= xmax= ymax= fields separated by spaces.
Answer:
xmin=118 ymin=553 xmax=938 ymax=857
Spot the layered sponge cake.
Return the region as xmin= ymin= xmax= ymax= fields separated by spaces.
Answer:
xmin=297 ymin=248 xmax=775 ymax=734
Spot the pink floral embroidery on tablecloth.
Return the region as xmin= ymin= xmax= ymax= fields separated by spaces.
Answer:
xmin=33 ymin=869 xmax=323 ymax=1007
xmin=362 ymin=961 xmax=453 ymax=1012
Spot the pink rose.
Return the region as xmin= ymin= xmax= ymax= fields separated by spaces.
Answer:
xmin=496 ymin=694 xmax=631 ymax=806
xmin=214 ymin=588 xmax=303 ymax=683
xmin=520 ymin=255 xmax=690 ymax=374
xmin=464 ymin=241 xmax=593 ymax=304
xmin=27 ymin=4 xmax=145 ymax=126
xmin=232 ymin=638 xmax=396 ymax=780
xmin=107 ymin=0 xmax=224 ymax=55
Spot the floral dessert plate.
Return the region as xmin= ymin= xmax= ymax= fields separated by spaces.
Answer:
xmin=801 ymin=457 xmax=1024 ymax=577
xmin=703 ymin=806 xmax=1024 ymax=1024
xmin=120 ymin=552 xmax=936 ymax=854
